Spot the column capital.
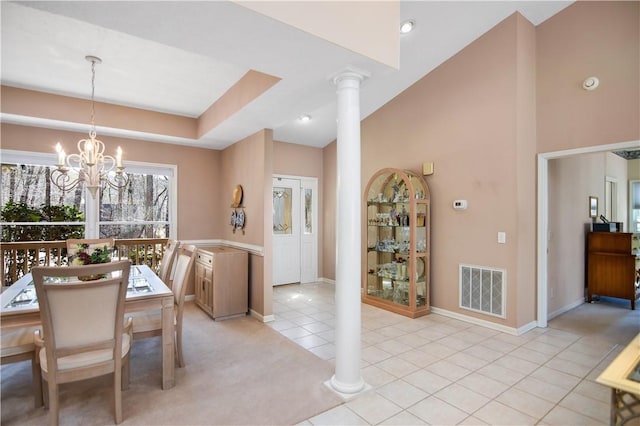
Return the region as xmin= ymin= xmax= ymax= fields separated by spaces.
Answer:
xmin=330 ymin=66 xmax=371 ymax=86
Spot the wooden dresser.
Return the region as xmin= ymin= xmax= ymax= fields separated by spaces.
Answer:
xmin=194 ymin=246 xmax=248 ymax=319
xmin=587 ymin=232 xmax=639 ymax=310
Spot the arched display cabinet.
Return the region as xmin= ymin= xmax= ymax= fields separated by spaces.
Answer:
xmin=363 ymin=168 xmax=431 ymax=318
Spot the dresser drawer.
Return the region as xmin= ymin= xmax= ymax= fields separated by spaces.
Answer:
xmin=196 ymin=251 xmax=213 ymax=266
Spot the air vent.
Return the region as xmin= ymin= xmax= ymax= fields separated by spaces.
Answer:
xmin=459 ymin=264 xmax=506 ymax=318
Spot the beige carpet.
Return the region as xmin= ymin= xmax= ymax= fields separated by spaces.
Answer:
xmin=1 ymin=303 xmax=343 ymax=425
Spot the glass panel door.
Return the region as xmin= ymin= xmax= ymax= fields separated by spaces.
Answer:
xmin=273 ymin=187 xmax=292 ymax=235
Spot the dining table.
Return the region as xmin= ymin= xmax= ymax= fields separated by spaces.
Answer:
xmin=1 ymin=264 xmax=176 ymax=390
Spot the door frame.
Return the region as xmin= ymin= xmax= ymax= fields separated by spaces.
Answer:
xmin=536 ymin=139 xmax=638 ymax=327
xmin=272 ymin=174 xmax=318 ymax=284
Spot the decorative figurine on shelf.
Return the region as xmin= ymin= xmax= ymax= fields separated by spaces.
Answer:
xmin=389 ymin=207 xmax=397 ymax=226
xmin=392 ymin=182 xmax=401 ymax=202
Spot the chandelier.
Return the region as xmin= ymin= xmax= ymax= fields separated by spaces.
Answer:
xmin=51 ymin=55 xmax=128 ymax=198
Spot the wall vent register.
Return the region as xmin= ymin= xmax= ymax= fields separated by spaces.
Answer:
xmin=459 ymin=264 xmax=506 ymax=318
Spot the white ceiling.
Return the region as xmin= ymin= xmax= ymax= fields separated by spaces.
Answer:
xmin=1 ymin=1 xmax=573 ymax=150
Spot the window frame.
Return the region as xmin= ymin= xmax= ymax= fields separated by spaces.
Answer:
xmin=0 ymin=149 xmax=178 ymax=239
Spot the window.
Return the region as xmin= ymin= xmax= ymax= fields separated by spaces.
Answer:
xmin=631 ymin=180 xmax=640 ymax=233
xmin=1 ymin=150 xmax=176 ymax=241
xmin=99 ymin=163 xmax=175 ymax=239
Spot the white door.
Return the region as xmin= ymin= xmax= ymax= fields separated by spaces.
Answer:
xmin=272 ymin=178 xmax=301 ymax=286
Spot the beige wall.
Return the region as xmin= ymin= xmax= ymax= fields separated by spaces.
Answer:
xmin=548 ymin=153 xmax=604 ymax=316
xmin=321 ymin=1 xmax=638 ymax=329
xmin=0 ymin=123 xmax=219 ymax=240
xmin=357 ymin=13 xmax=529 ymax=328
xmin=536 ymin=1 xmax=640 ymax=152
xmin=1 ymin=86 xmax=197 ymax=139
xmin=220 ymin=130 xmax=273 ymax=317
xmin=273 ymin=141 xmax=325 ymax=277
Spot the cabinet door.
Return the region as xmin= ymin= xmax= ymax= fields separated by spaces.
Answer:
xmin=203 ymin=265 xmax=213 ymax=313
xmin=195 ymin=262 xmax=206 ymax=306
xmin=195 ymin=261 xmax=213 ymax=316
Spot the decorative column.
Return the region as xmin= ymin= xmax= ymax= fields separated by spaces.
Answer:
xmin=329 ymin=69 xmax=369 ymax=396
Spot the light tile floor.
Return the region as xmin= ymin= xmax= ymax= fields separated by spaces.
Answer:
xmin=269 ymin=282 xmax=640 ymax=425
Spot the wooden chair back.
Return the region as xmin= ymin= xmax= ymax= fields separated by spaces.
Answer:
xmin=158 ymin=239 xmax=180 ymax=287
xmin=171 ymin=244 xmax=197 ymax=367
xmin=32 ymin=260 xmax=131 ymax=425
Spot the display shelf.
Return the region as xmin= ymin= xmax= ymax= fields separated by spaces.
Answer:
xmin=362 ymin=168 xmax=430 ymax=318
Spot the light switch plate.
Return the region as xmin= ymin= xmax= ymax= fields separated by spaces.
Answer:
xmin=498 ymin=232 xmax=506 ymax=244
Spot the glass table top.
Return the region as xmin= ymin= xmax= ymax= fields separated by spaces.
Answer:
xmin=4 ymin=266 xmax=154 ymax=309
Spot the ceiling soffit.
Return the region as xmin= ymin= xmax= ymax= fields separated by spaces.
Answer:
xmin=238 ymin=1 xmax=400 ymax=69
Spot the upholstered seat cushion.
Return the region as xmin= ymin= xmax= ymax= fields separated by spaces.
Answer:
xmin=38 ymin=333 xmax=130 ymax=372
xmin=1 ymin=326 xmax=38 ymax=357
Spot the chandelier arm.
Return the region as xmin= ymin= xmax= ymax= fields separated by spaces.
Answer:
xmin=103 ymin=172 xmax=130 ymax=191
xmin=50 ymin=168 xmax=83 ymax=193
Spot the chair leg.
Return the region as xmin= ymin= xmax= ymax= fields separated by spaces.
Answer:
xmin=114 ymin=371 xmax=123 ymax=424
xmin=31 ymin=353 xmax=43 ymax=408
xmin=176 ymin=328 xmax=184 ymax=368
xmin=48 ymin=381 xmax=59 ymax=426
xmin=122 ymin=354 xmax=130 ymax=391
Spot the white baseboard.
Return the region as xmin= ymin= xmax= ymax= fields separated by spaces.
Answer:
xmin=430 ymin=306 xmax=537 ymax=336
xmin=250 ymin=309 xmax=274 ymax=323
xmin=547 ymin=297 xmax=585 ymax=321
xmin=319 ymin=277 xmax=336 ymax=285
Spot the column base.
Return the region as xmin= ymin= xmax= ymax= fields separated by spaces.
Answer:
xmin=325 ymin=376 xmax=370 ymax=401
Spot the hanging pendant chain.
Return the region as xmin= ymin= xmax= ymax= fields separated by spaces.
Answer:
xmin=90 ymin=60 xmax=96 ymax=135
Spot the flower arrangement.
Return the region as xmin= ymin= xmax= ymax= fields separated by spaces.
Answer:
xmin=69 ymin=243 xmax=114 ymax=281
xmin=70 ymin=243 xmax=113 ymax=266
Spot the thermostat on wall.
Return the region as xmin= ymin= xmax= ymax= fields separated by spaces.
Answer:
xmin=453 ymin=200 xmax=467 ymax=210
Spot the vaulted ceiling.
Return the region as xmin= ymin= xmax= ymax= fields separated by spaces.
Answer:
xmin=1 ymin=1 xmax=573 ymax=150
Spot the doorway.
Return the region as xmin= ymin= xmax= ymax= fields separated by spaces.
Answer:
xmin=537 ymin=140 xmax=639 ymax=327
xmin=272 ymin=175 xmax=318 ymax=286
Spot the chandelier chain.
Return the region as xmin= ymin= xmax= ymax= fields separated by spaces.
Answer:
xmin=90 ymin=59 xmax=97 ymax=136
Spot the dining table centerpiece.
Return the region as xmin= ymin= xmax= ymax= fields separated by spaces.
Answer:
xmin=69 ymin=243 xmax=114 ymax=281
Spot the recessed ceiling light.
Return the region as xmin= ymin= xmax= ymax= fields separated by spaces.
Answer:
xmin=582 ymin=76 xmax=599 ymax=91
xmin=400 ymin=20 xmax=415 ymax=34
xmin=299 ymin=114 xmax=311 ymax=122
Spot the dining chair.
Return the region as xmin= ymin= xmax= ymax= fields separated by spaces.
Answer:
xmin=128 ymin=244 xmax=197 ymax=368
xmin=158 ymin=239 xmax=180 ymax=288
xmin=31 ymin=260 xmax=133 ymax=425
xmin=1 ymin=326 xmax=43 ymax=407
